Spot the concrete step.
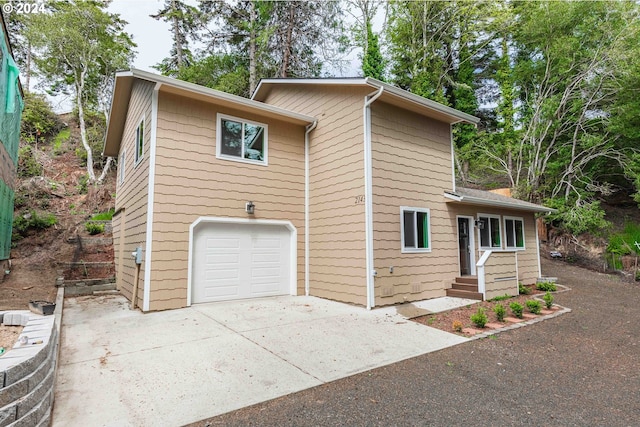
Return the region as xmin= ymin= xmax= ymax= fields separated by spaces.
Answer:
xmin=60 ymin=278 xmax=116 ymax=297
xmin=446 ymin=288 xmax=483 ymax=301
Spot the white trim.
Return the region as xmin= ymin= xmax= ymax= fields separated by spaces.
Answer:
xmin=216 ymin=113 xmax=268 ymax=166
xmin=134 ymin=115 xmax=145 ymax=166
xmin=304 ymin=121 xmax=317 ymax=296
xmin=456 ymin=215 xmax=476 ymax=275
xmin=444 ymin=191 xmax=554 ymax=213
xmin=503 ymin=216 xmax=526 ymax=250
xmin=142 ymin=84 xmax=160 ymax=311
xmin=535 ymin=217 xmax=542 ymax=278
xmin=476 ymin=250 xmax=492 ymax=299
xmin=363 ymin=86 xmax=383 ymax=310
xmin=400 ymin=206 xmax=432 ymax=253
xmin=477 ymin=213 xmax=503 ymax=250
xmin=187 ymin=217 xmax=298 ymax=306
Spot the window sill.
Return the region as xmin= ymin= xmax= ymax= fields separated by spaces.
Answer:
xmin=216 ymin=154 xmax=268 ymax=167
xmin=401 ymin=248 xmax=432 ymax=254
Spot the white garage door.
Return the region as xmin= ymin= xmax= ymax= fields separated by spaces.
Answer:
xmin=192 ymin=222 xmax=291 ymax=303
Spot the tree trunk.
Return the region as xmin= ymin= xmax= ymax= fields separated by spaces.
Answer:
xmin=25 ymin=41 xmax=31 ymax=91
xmin=172 ymin=0 xmax=183 ymax=67
xmin=280 ymin=4 xmax=295 ymax=78
xmin=249 ymin=1 xmax=257 ymax=94
xmin=76 ymin=69 xmax=96 ymax=182
xmin=97 ymin=157 xmax=113 ymax=184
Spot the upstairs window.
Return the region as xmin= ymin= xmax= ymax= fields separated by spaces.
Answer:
xmin=401 ymin=207 xmax=431 ymax=252
xmin=217 ymin=114 xmax=268 ymax=165
xmin=478 ymin=215 xmax=501 ymax=249
xmin=504 ymin=217 xmax=525 ymax=249
xmin=134 ymin=118 xmax=144 ymax=165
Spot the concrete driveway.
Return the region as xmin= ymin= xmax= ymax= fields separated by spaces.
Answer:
xmin=52 ymin=294 xmax=471 ymax=426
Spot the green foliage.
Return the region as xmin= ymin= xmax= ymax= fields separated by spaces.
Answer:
xmin=525 ymin=300 xmax=542 ymax=315
xmin=543 ymin=292 xmax=554 ymax=309
xmin=52 ymin=128 xmax=70 ymax=155
xmin=176 ymin=54 xmax=250 ymax=97
xmin=493 ymin=304 xmax=506 ymax=322
xmin=17 ymin=146 xmax=42 ymax=178
xmin=91 ymin=209 xmax=115 ymax=221
xmin=85 ymin=222 xmax=105 ymax=235
xmin=77 ymin=175 xmax=89 ymax=194
xmin=489 ymin=294 xmax=512 ymax=302
xmin=362 ymin=22 xmax=384 ymax=80
xmin=20 ymin=92 xmax=62 ymax=142
xmin=518 ymin=282 xmax=530 ymax=295
xmin=12 ymin=210 xmax=57 ymax=237
xmin=470 ymin=307 xmax=488 ymax=328
xmin=509 ymin=302 xmax=524 ymax=319
xmin=544 ymin=199 xmax=610 ymax=235
xmin=536 ymin=281 xmax=557 ymax=292
xmin=606 ymin=223 xmax=640 ymax=256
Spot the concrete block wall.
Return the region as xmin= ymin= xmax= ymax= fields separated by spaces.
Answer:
xmin=0 ymin=291 xmax=61 ymax=427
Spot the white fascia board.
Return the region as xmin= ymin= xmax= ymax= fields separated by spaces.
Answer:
xmin=444 ymin=192 xmax=554 ymax=213
xmin=128 ymin=68 xmax=315 ymax=125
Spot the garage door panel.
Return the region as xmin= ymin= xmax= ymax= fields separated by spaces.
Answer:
xmin=193 ymin=222 xmax=291 ymax=304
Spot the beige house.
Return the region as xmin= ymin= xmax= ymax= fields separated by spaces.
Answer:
xmin=104 ymin=69 xmax=552 ymax=312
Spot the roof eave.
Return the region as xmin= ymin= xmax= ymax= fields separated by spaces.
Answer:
xmin=443 ymin=192 xmax=556 ymax=213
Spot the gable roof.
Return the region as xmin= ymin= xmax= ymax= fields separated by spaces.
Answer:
xmin=104 ymin=69 xmax=316 ymax=157
xmin=444 ymin=187 xmax=554 ymax=213
xmin=252 ymin=77 xmax=480 ymax=126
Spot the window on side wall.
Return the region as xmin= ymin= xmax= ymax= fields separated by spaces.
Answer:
xmin=478 ymin=214 xmax=502 ymax=249
xmin=401 ymin=207 xmax=431 ymax=252
xmin=216 ymin=113 xmax=268 ymax=165
xmin=504 ymin=217 xmax=525 ymax=249
xmin=134 ymin=118 xmax=144 ymax=165
xmin=118 ymin=150 xmax=125 ymax=185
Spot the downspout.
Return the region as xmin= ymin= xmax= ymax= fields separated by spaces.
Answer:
xmin=363 ymin=86 xmax=383 ymax=310
xmin=450 ymin=124 xmax=456 ymax=192
xmin=304 ymin=120 xmax=318 ymax=296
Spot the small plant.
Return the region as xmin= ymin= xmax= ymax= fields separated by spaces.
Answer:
xmin=77 ymin=174 xmax=89 ymax=194
xmin=493 ymin=304 xmax=506 ymax=322
xmin=536 ymin=281 xmax=557 ymax=292
xmin=470 ymin=307 xmax=488 ymax=328
xmin=518 ymin=282 xmax=531 ymax=295
xmin=509 ymin=302 xmax=524 ymax=319
xmin=489 ymin=294 xmax=511 ymax=302
xmin=526 ymin=300 xmax=542 ymax=315
xmin=543 ymin=291 xmax=554 ymax=309
xmin=452 ymin=320 xmax=463 ymax=333
xmin=12 ymin=210 xmax=57 ymax=237
xmin=85 ymin=222 xmax=105 ymax=235
xmin=636 ymin=270 xmax=640 ymax=282
xmin=91 ymin=208 xmax=115 ymax=221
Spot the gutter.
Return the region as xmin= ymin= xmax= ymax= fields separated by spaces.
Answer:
xmin=443 ymin=192 xmax=555 ymax=213
xmin=304 ymin=120 xmax=318 ymax=296
xmin=363 ymin=86 xmax=384 ymax=310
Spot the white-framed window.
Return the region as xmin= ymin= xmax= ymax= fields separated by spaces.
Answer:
xmin=134 ymin=117 xmax=144 ymax=165
xmin=118 ymin=149 xmax=125 ymax=185
xmin=478 ymin=214 xmax=502 ymax=249
xmin=216 ymin=113 xmax=268 ymax=165
xmin=401 ymin=207 xmax=431 ymax=253
xmin=504 ymin=216 xmax=525 ymax=250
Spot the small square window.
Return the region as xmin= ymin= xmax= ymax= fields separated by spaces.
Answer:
xmin=479 ymin=214 xmax=502 ymax=249
xmin=134 ymin=119 xmax=144 ymax=165
xmin=217 ymin=114 xmax=268 ymax=165
xmin=401 ymin=207 xmax=431 ymax=252
xmin=505 ymin=217 xmax=525 ymax=249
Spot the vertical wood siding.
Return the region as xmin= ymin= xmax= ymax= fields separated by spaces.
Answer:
xmin=149 ymin=91 xmax=306 ymax=310
xmin=113 ymin=80 xmax=154 ymax=305
xmin=262 ymin=85 xmax=370 ymax=306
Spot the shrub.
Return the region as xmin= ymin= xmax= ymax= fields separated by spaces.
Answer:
xmin=17 ymin=146 xmax=42 ymax=178
xmin=489 ymin=294 xmax=511 ymax=302
xmin=543 ymin=291 xmax=554 ymax=309
xmin=536 ymin=281 xmax=557 ymax=292
xmin=509 ymin=302 xmax=524 ymax=319
xmin=452 ymin=320 xmax=463 ymax=333
xmin=85 ymin=222 xmax=105 ymax=235
xmin=77 ymin=174 xmax=89 ymax=194
xmin=526 ymin=300 xmax=542 ymax=315
xmin=20 ymin=92 xmax=63 ymax=141
xmin=518 ymin=282 xmax=531 ymax=295
xmin=470 ymin=307 xmax=488 ymax=328
xmin=12 ymin=210 xmax=57 ymax=237
xmin=52 ymin=128 xmax=70 ymax=155
xmin=493 ymin=304 xmax=506 ymax=322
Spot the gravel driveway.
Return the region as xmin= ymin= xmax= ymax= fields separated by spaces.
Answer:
xmin=188 ymin=259 xmax=640 ymax=426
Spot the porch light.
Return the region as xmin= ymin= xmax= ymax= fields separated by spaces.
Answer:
xmin=475 ymin=219 xmax=485 ymax=229
xmin=245 ymin=201 xmax=255 ymax=215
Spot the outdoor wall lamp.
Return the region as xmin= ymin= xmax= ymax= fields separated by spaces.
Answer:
xmin=475 ymin=219 xmax=485 ymax=229
xmin=245 ymin=201 xmax=255 ymax=215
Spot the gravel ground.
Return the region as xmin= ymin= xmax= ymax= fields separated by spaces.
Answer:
xmin=188 ymin=259 xmax=640 ymax=427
